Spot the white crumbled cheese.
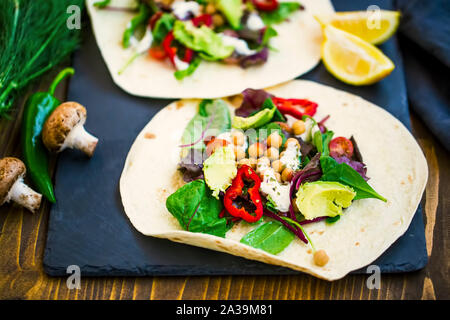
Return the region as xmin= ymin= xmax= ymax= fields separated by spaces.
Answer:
xmin=135 ymin=27 xmax=153 ymax=54
xmin=173 ymin=55 xmax=190 ymax=71
xmin=219 ymin=34 xmax=256 ymax=56
xmin=257 ymin=162 xmax=291 ymax=212
xmin=217 ymin=130 xmax=248 ymax=150
xmin=171 ymin=1 xmax=200 ymax=20
xmin=280 ymin=141 xmax=301 ymax=171
xmin=247 ymin=13 xmax=265 ymax=30
xmin=299 ymin=117 xmax=315 ymax=142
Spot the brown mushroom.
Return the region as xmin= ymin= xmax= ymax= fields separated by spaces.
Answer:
xmin=42 ymin=102 xmax=98 ymax=157
xmin=0 ymin=157 xmax=42 ymax=213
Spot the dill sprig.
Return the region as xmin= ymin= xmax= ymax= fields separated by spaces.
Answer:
xmin=0 ymin=0 xmax=84 ymax=117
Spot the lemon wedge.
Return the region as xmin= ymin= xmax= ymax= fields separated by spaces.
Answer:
xmin=316 ymin=10 xmax=400 ymax=45
xmin=321 ymin=24 xmax=395 ymax=85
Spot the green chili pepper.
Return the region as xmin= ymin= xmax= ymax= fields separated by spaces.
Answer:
xmin=122 ymin=4 xmax=151 ymax=48
xmin=21 ymin=67 xmax=75 ymax=203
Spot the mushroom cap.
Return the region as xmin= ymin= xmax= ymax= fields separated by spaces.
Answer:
xmin=42 ymin=102 xmax=87 ymax=153
xmin=0 ymin=157 xmax=26 ymax=205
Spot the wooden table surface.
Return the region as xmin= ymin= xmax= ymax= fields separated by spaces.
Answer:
xmin=0 ymin=69 xmax=448 ymax=300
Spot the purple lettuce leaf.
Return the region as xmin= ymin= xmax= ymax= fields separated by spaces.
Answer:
xmin=239 ymin=47 xmax=269 ymax=69
xmin=333 ymin=156 xmax=369 ymax=181
xmin=235 ymin=88 xmax=273 ymax=117
xmin=178 ymin=149 xmax=206 ymax=182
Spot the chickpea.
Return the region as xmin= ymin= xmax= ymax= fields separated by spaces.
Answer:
xmin=279 ymin=151 xmax=286 ymax=159
xmin=238 ymin=158 xmax=252 ymax=168
xmin=231 ymin=131 xmax=245 ymax=146
xmin=248 ymin=157 xmax=257 ymax=169
xmin=234 ymin=147 xmax=246 ymax=161
xmin=284 ymin=137 xmax=300 ymax=149
xmin=257 ymin=156 xmax=270 ymax=168
xmin=205 ymin=3 xmax=216 ymax=14
xmin=229 ymin=94 xmax=243 ymax=108
xmin=248 ymin=142 xmax=265 ymax=158
xmin=212 ymin=13 xmax=225 ymax=27
xmin=271 ymin=160 xmax=284 ymax=173
xmin=267 ymin=132 xmax=282 ymax=149
xmin=265 ymin=147 xmax=280 ymax=161
xmin=292 ymin=120 xmax=306 ymax=135
xmin=313 ymin=250 xmax=329 ymax=267
xmin=281 ymin=168 xmax=294 ymax=182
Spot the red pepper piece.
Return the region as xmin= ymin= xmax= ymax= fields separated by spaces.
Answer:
xmin=252 ymin=0 xmax=279 ymax=11
xmin=224 ymin=165 xmax=263 ymax=223
xmin=149 ymin=46 xmax=167 ymax=60
xmin=192 ymin=14 xmax=213 ymax=27
xmin=182 ymin=48 xmax=194 ymax=63
xmin=272 ymin=97 xmax=318 ymax=119
xmin=162 ymin=31 xmax=177 ymax=66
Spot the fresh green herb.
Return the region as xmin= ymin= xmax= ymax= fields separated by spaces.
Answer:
xmin=181 ymin=99 xmax=231 ymax=150
xmin=0 ymin=0 xmax=84 ymax=117
xmin=260 ymin=2 xmax=302 ymax=25
xmin=122 ymin=4 xmax=151 ymax=48
xmin=320 ymin=156 xmax=387 ymax=202
xmin=240 ymin=221 xmax=295 ymax=255
xmin=174 ymin=57 xmax=202 ymax=80
xmin=166 ymin=180 xmax=232 ymax=237
xmin=152 ymin=13 xmax=175 ymax=45
xmin=93 ymin=0 xmax=111 ymax=8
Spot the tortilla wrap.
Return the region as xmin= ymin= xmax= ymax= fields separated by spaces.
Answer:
xmin=119 ymin=80 xmax=428 ymax=280
xmin=86 ymin=0 xmax=334 ymax=99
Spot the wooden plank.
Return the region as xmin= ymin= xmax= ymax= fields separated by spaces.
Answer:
xmin=0 ymin=71 xmax=448 ymax=300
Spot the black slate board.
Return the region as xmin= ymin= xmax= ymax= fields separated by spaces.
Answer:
xmin=43 ymin=0 xmax=427 ymax=276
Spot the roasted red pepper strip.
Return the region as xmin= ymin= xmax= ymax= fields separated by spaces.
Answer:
xmin=162 ymin=31 xmax=194 ymax=65
xmin=182 ymin=48 xmax=194 ymax=63
xmin=192 ymin=14 xmax=213 ymax=27
xmin=252 ymin=0 xmax=279 ymax=11
xmin=162 ymin=31 xmax=177 ymax=66
xmin=272 ymin=97 xmax=318 ymax=119
xmin=224 ymin=165 xmax=263 ymax=223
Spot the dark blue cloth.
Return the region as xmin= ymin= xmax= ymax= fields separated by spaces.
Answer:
xmin=395 ymin=0 xmax=450 ymax=150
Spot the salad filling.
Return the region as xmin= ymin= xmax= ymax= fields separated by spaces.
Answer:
xmin=94 ymin=0 xmax=304 ymax=79
xmin=165 ymin=88 xmax=387 ymax=267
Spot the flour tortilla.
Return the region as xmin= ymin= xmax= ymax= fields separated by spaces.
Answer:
xmin=86 ymin=0 xmax=334 ymax=99
xmin=119 ymin=80 xmax=428 ymax=280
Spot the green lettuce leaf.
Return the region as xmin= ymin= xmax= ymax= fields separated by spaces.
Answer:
xmin=173 ymin=20 xmax=234 ymax=60
xmin=261 ymin=2 xmax=301 ymax=25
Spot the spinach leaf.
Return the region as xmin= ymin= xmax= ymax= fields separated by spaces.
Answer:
xmin=152 ymin=13 xmax=175 ymax=45
xmin=166 ymin=180 xmax=231 ymax=237
xmin=260 ymin=2 xmax=302 ymax=25
xmin=320 ymin=156 xmax=387 ymax=202
xmin=181 ymin=99 xmax=231 ymax=150
xmin=262 ymin=98 xmax=286 ymax=122
xmin=240 ymin=221 xmax=294 ymax=255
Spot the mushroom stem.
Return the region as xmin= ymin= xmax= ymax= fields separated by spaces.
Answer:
xmin=64 ymin=122 xmax=98 ymax=157
xmin=9 ymin=177 xmax=42 ymax=213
